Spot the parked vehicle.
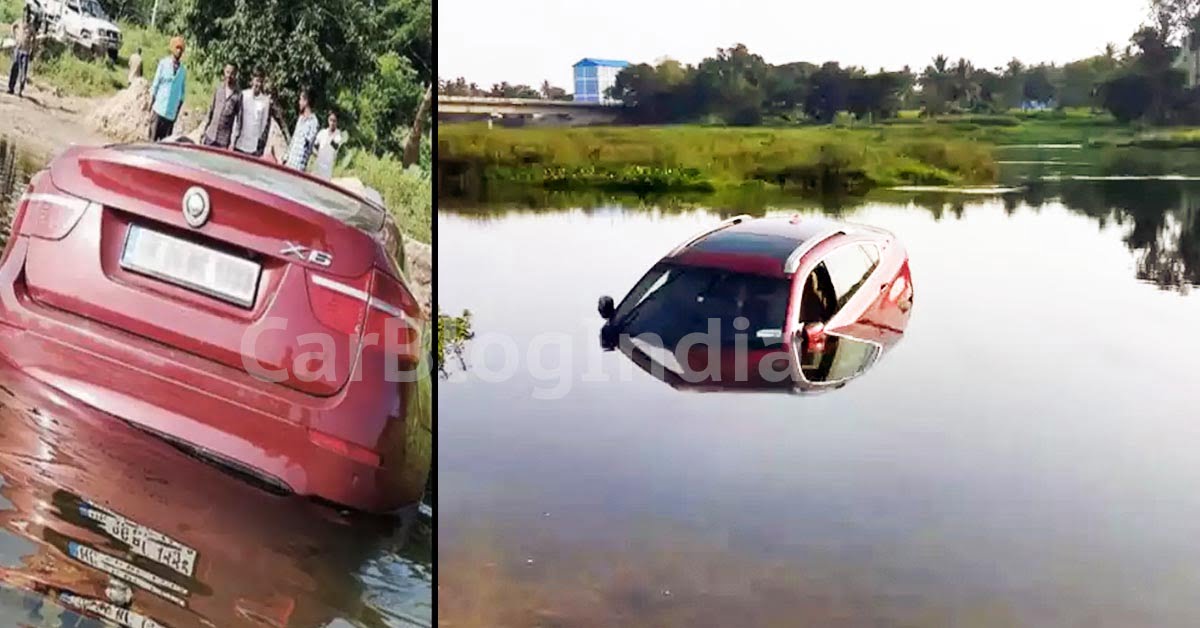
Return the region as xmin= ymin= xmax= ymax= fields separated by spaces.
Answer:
xmin=26 ymin=0 xmax=122 ymax=61
xmin=0 ymin=142 xmax=430 ymax=513
xmin=598 ymin=215 xmax=914 ymax=393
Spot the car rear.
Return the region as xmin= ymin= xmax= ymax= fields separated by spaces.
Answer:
xmin=0 ymin=143 xmax=429 ymax=512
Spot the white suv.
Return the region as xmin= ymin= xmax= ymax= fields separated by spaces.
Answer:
xmin=28 ymin=0 xmax=122 ymax=61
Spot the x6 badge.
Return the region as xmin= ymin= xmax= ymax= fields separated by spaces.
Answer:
xmin=281 ymin=242 xmax=333 ymax=267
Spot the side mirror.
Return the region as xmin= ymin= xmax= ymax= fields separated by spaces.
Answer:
xmin=597 ymin=295 xmax=615 ymax=320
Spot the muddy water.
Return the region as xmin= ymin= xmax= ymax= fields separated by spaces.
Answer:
xmin=0 ymin=137 xmax=431 ymax=627
xmin=439 ymin=156 xmax=1200 ymax=626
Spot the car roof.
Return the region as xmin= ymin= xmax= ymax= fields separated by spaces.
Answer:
xmin=667 ymin=216 xmax=849 ymax=277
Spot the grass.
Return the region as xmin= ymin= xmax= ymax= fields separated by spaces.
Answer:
xmin=336 ymin=149 xmax=432 ymax=242
xmin=438 ymin=124 xmax=1000 ymax=195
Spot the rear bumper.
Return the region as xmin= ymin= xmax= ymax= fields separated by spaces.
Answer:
xmin=0 ymin=238 xmax=429 ymax=513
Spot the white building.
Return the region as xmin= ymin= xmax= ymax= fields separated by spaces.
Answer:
xmin=572 ymin=58 xmax=630 ymax=103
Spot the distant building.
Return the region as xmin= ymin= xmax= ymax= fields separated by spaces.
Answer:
xmin=573 ymin=58 xmax=630 ymax=103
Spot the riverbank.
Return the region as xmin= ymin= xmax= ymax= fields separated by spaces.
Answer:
xmin=438 ymin=124 xmax=999 ymax=194
xmin=437 ymin=113 xmax=1200 ymax=197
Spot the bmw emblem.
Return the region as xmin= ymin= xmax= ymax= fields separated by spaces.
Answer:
xmin=182 ymin=187 xmax=210 ymax=228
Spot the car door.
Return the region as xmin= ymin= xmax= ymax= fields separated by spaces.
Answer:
xmin=793 ymin=239 xmax=886 ymax=341
xmin=62 ymin=0 xmax=81 ymax=38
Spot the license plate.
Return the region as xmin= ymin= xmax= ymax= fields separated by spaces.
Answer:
xmin=121 ymin=225 xmax=261 ymax=307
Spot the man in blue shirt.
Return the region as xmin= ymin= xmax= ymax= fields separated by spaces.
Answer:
xmin=285 ymin=89 xmax=319 ymax=171
xmin=148 ymin=37 xmax=188 ymax=141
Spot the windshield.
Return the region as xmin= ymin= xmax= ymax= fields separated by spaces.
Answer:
xmin=114 ymin=144 xmax=386 ymax=232
xmin=82 ymin=0 xmax=108 ymax=19
xmin=613 ymin=262 xmax=790 ymax=350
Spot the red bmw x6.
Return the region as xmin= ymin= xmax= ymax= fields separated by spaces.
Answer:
xmin=0 ymin=142 xmax=430 ymax=513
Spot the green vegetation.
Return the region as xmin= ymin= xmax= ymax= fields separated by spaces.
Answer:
xmin=439 ymin=124 xmax=1001 ymax=195
xmin=437 ymin=311 xmax=473 ymax=372
xmin=337 ymin=150 xmax=431 ymax=241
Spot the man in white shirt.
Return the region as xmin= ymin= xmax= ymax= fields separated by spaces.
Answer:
xmin=313 ymin=112 xmax=345 ymax=179
xmin=231 ymin=68 xmax=271 ymax=157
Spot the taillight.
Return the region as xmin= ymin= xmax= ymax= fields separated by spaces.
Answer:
xmin=306 ymin=269 xmax=419 ymax=354
xmin=16 ymin=192 xmax=92 ymax=240
xmin=365 ymin=270 xmax=419 ymax=358
xmin=306 ymin=272 xmax=371 ymax=336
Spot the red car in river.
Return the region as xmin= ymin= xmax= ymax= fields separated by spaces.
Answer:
xmin=0 ymin=142 xmax=430 ymax=513
xmin=598 ymin=214 xmax=915 ymax=392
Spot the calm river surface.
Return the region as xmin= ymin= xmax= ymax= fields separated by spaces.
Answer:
xmin=0 ymin=136 xmax=431 ymax=628
xmin=439 ymin=150 xmax=1200 ymax=626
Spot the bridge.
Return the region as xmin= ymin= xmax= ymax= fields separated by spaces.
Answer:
xmin=437 ymin=95 xmax=623 ymax=126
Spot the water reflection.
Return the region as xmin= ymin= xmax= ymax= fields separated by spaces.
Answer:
xmin=439 ymin=173 xmax=1200 ymax=625
xmin=447 ymin=174 xmax=1200 ymax=294
xmin=0 ymin=359 xmax=431 ymax=627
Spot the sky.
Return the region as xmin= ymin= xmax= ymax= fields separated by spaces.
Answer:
xmin=438 ymin=0 xmax=1151 ymax=89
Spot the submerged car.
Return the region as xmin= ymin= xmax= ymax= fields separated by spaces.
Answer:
xmin=598 ymin=214 xmax=914 ymax=392
xmin=0 ymin=143 xmax=429 ymax=513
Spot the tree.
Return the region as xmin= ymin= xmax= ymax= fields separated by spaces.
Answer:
xmin=919 ymin=55 xmax=953 ymax=115
xmin=177 ymin=0 xmax=381 ymax=124
xmin=848 ymin=72 xmax=905 ymax=121
xmin=339 ymin=53 xmax=425 ymax=154
xmin=1101 ymin=72 xmax=1155 ymax=122
xmin=805 ymin=62 xmax=854 ymax=123
xmin=439 ymin=77 xmax=484 ymax=97
xmin=487 ymin=82 xmax=541 ymax=99
xmin=693 ymin=44 xmax=769 ymax=125
xmin=1023 ymin=65 xmax=1057 ymax=104
xmin=403 ymin=84 xmax=432 ymax=167
xmin=540 ymin=81 xmax=570 ymax=100
xmin=764 ymin=61 xmax=817 ymax=119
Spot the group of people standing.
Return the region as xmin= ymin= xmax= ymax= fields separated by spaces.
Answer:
xmin=146 ymin=37 xmax=345 ymax=178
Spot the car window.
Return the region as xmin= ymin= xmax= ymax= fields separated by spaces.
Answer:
xmin=614 ymin=263 xmax=790 ymax=350
xmin=113 ymin=144 xmax=386 ymax=232
xmin=801 ymin=335 xmax=880 ymax=384
xmin=799 ymin=243 xmax=879 ymax=323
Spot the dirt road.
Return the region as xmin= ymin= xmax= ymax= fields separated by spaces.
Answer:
xmin=0 ymin=83 xmax=110 ymax=159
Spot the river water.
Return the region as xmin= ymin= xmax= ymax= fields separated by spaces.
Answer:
xmin=439 ymin=147 xmax=1200 ymax=626
xmin=0 ymin=136 xmax=432 ymax=628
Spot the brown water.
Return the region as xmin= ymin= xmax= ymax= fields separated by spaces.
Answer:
xmin=439 ymin=160 xmax=1200 ymax=626
xmin=0 ymin=136 xmax=432 ymax=628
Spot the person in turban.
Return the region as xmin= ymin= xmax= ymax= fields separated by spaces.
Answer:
xmin=148 ymin=36 xmax=189 ymax=141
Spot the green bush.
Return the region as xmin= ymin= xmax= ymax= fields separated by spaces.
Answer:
xmin=438 ymin=124 xmax=999 ymax=195
xmin=338 ymin=150 xmax=431 ymax=242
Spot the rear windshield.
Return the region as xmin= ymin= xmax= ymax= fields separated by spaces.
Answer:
xmin=114 ymin=144 xmax=386 ymax=232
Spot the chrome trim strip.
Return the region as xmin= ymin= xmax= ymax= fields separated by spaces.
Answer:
xmin=311 ymin=274 xmax=370 ymax=301
xmin=667 ymin=214 xmax=752 ymax=257
xmin=782 ymin=227 xmax=844 ymax=274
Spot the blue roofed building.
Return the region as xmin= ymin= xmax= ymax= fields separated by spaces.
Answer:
xmin=573 ymin=58 xmax=630 ymax=103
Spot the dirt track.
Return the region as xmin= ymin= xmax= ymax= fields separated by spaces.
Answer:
xmin=0 ymin=83 xmax=110 ymax=159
